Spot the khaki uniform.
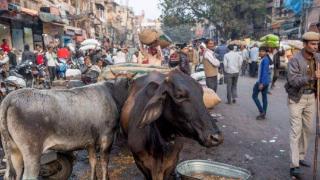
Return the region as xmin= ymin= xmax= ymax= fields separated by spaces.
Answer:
xmin=288 ymin=94 xmax=315 ymax=167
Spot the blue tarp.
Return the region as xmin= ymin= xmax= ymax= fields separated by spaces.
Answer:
xmin=284 ymin=0 xmax=313 ymax=14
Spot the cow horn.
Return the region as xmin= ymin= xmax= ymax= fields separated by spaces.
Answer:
xmin=110 ymin=68 xmax=118 ymax=78
xmin=127 ymin=72 xmax=138 ymax=79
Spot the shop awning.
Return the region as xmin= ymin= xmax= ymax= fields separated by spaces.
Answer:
xmin=20 ymin=7 xmax=38 ymax=16
xmin=39 ymin=12 xmax=65 ymax=24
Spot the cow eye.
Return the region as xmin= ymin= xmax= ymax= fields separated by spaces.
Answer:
xmin=175 ymin=89 xmax=188 ymax=99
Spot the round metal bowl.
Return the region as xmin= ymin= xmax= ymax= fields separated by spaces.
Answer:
xmin=176 ymin=160 xmax=251 ymax=180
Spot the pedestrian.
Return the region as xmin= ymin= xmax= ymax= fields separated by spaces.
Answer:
xmin=45 ymin=46 xmax=58 ymax=83
xmin=240 ymin=44 xmax=249 ymax=76
xmin=224 ymin=45 xmax=243 ymax=104
xmin=271 ymin=48 xmax=285 ymax=89
xmin=21 ymin=44 xmax=35 ymax=64
xmin=215 ymin=40 xmax=229 ymax=84
xmin=0 ymin=48 xmax=9 ymax=79
xmin=285 ymin=31 xmax=320 ymax=178
xmin=113 ymin=48 xmax=127 ymax=64
xmin=7 ymin=48 xmax=17 ymax=69
xmin=131 ymin=51 xmax=139 ymax=63
xmin=203 ymin=39 xmax=220 ymax=92
xmin=249 ymin=43 xmax=259 ymax=77
xmin=1 ymin=39 xmax=11 ymax=53
xmin=169 ymin=48 xmax=179 ymax=68
xmin=215 ymin=39 xmax=229 ymax=62
xmin=187 ymin=45 xmax=199 ymax=73
xmin=252 ymin=46 xmax=271 ymax=120
xmin=35 ymin=45 xmax=45 ymax=65
xmin=179 ymin=43 xmax=191 ymax=75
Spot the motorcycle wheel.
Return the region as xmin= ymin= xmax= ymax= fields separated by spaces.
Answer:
xmin=40 ymin=154 xmax=73 ymax=180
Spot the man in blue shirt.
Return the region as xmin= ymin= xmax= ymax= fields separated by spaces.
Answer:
xmin=215 ymin=40 xmax=229 ymax=84
xmin=252 ymin=46 xmax=271 ymax=120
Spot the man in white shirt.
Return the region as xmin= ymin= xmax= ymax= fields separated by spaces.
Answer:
xmin=224 ymin=45 xmax=243 ymax=104
xmin=113 ymin=48 xmax=127 ymax=64
xmin=240 ymin=45 xmax=249 ymax=76
xmin=203 ymin=39 xmax=220 ymax=92
xmin=249 ymin=43 xmax=259 ymax=77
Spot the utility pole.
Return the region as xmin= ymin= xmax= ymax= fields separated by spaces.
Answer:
xmin=298 ymin=0 xmax=303 ymax=38
xmin=124 ymin=0 xmax=129 ymax=45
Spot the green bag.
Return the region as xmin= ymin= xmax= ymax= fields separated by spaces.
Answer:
xmin=261 ymin=41 xmax=280 ymax=48
xmin=260 ymin=34 xmax=280 ymax=42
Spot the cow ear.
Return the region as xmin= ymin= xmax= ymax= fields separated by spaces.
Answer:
xmin=139 ymin=96 xmax=164 ymax=128
xmin=138 ymin=82 xmax=166 ymax=128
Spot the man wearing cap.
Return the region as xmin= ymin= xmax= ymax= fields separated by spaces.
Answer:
xmin=285 ymin=31 xmax=320 ymax=178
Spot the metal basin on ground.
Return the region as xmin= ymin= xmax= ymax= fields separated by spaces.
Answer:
xmin=176 ymin=160 xmax=251 ymax=180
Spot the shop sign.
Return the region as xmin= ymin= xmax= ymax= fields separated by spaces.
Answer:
xmin=0 ymin=0 xmax=8 ymax=11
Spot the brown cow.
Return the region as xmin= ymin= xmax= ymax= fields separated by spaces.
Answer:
xmin=121 ymin=70 xmax=223 ymax=180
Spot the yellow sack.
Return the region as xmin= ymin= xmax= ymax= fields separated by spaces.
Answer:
xmin=203 ymin=87 xmax=221 ymax=109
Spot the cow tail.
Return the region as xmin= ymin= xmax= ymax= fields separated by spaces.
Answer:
xmin=0 ymin=99 xmax=14 ymax=175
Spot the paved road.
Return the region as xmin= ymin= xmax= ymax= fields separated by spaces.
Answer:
xmin=185 ymin=75 xmax=319 ymax=180
xmin=61 ymin=76 xmax=320 ymax=179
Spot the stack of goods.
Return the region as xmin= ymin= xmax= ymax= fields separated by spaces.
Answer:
xmin=202 ymin=87 xmax=221 ymax=109
xmin=101 ymin=63 xmax=221 ymax=109
xmin=158 ymin=34 xmax=173 ymax=49
xmin=139 ymin=29 xmax=161 ymax=46
xmin=79 ymin=39 xmax=101 ymax=52
xmin=139 ymin=29 xmax=172 ymax=48
xmin=285 ymin=40 xmax=303 ymax=50
xmin=99 ymin=63 xmax=171 ymax=80
xmin=260 ymin=34 xmax=280 ymax=48
xmin=228 ymin=40 xmax=246 ymax=46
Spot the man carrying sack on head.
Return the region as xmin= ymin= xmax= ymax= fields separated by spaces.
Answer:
xmin=286 ymin=31 xmax=320 ymax=178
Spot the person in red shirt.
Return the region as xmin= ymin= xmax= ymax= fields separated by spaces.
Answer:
xmin=1 ymin=39 xmax=11 ymax=53
xmin=57 ymin=46 xmax=70 ymax=60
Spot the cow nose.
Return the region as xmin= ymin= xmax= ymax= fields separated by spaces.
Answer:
xmin=209 ymin=133 xmax=223 ymax=146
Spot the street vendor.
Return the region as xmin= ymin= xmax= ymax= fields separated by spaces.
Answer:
xmin=285 ymin=31 xmax=320 ymax=178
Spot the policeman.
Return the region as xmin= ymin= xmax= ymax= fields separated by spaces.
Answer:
xmin=286 ymin=31 xmax=320 ymax=178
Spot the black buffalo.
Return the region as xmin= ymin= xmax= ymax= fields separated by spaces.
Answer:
xmin=121 ymin=70 xmax=223 ymax=180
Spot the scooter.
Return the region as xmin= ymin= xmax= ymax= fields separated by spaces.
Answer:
xmin=57 ymin=59 xmax=67 ymax=80
xmin=32 ymin=64 xmax=51 ymax=89
xmin=0 ymin=151 xmax=74 ymax=179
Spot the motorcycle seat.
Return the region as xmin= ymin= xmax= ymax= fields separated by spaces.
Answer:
xmin=10 ymin=71 xmax=24 ymax=79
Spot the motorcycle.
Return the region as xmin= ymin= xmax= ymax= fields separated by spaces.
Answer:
xmin=57 ymin=59 xmax=67 ymax=80
xmin=32 ymin=64 xmax=51 ymax=89
xmin=0 ymin=151 xmax=74 ymax=179
xmin=15 ymin=60 xmax=34 ymax=88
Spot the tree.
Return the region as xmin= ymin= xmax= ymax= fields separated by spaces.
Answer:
xmin=159 ymin=0 xmax=267 ymax=39
xmin=162 ymin=24 xmax=194 ymax=43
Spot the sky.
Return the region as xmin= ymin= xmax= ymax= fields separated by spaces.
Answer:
xmin=115 ymin=0 xmax=162 ymax=19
